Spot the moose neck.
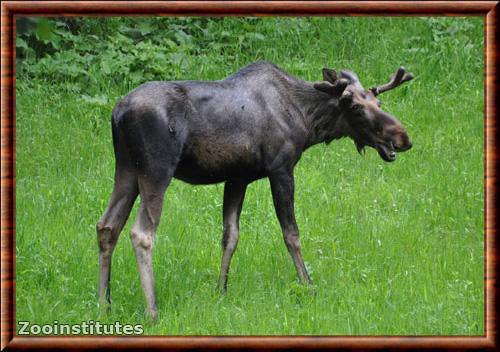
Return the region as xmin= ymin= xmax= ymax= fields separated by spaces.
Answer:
xmin=293 ymin=83 xmax=348 ymax=149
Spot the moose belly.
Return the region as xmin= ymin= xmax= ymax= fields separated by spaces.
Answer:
xmin=174 ymin=137 xmax=264 ymax=184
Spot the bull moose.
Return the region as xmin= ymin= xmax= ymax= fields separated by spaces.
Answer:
xmin=96 ymin=61 xmax=413 ymax=319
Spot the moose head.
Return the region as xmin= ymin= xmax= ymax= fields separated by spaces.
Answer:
xmin=314 ymin=67 xmax=414 ymax=162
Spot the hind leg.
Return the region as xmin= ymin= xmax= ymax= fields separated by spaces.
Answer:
xmin=130 ymin=172 xmax=174 ymax=321
xmin=96 ymin=168 xmax=138 ymax=312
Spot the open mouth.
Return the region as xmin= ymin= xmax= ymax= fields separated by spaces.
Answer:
xmin=375 ymin=141 xmax=397 ymax=162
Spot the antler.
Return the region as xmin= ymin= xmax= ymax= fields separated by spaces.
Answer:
xmin=370 ymin=67 xmax=414 ymax=96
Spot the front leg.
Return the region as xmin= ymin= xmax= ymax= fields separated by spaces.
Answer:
xmin=217 ymin=179 xmax=248 ymax=292
xmin=269 ymin=170 xmax=312 ymax=284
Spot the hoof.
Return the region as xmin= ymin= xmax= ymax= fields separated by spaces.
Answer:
xmin=216 ymin=281 xmax=228 ymax=294
xmin=147 ymin=310 xmax=158 ymax=322
xmin=98 ymin=301 xmax=111 ymax=317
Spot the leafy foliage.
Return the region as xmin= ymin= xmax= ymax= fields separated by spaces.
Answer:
xmin=16 ymin=17 xmax=271 ymax=90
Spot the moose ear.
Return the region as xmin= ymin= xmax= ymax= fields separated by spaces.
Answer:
xmin=314 ymin=81 xmax=335 ymax=94
xmin=322 ymin=68 xmax=337 ymax=83
xmin=314 ymin=78 xmax=349 ymax=96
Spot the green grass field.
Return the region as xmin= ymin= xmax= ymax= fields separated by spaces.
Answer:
xmin=15 ymin=17 xmax=484 ymax=335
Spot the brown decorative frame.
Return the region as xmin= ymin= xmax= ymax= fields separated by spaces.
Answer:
xmin=1 ymin=1 xmax=498 ymax=350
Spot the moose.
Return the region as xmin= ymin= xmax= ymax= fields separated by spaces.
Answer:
xmin=96 ymin=61 xmax=413 ymax=319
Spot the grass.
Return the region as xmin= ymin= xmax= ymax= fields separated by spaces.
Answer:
xmin=15 ymin=17 xmax=484 ymax=335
